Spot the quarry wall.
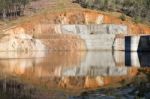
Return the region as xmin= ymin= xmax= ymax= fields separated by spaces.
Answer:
xmin=0 ymin=9 xmax=149 ymax=52
xmin=0 ymin=24 xmax=127 ymax=51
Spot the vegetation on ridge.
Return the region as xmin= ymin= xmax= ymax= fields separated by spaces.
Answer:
xmin=75 ymin=0 xmax=150 ymax=24
xmin=0 ymin=0 xmax=30 ymax=19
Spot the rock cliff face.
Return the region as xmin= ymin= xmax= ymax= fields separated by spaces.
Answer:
xmin=0 ymin=9 xmax=149 ymax=51
xmin=0 ymin=23 xmax=128 ymax=51
xmin=18 ymin=9 xmax=149 ymax=34
xmin=1 ymin=26 xmax=86 ymax=51
xmin=0 ymin=33 xmax=47 ymax=51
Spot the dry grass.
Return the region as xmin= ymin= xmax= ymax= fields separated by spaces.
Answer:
xmin=0 ymin=0 xmax=149 ymax=35
xmin=0 ymin=0 xmax=81 ymax=30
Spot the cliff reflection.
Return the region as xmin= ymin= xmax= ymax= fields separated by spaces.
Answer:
xmin=0 ymin=51 xmax=149 ymax=91
xmin=0 ymin=51 xmax=85 ymax=76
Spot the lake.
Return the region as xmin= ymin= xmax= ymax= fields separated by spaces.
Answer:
xmin=0 ymin=51 xmax=149 ymax=99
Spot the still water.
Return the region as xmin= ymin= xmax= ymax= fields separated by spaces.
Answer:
xmin=0 ymin=51 xmax=149 ymax=99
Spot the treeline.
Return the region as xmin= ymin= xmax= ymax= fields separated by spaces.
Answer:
xmin=75 ymin=0 xmax=150 ymax=24
xmin=0 ymin=0 xmax=30 ymax=19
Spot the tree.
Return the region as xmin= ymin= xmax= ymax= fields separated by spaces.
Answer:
xmin=0 ymin=0 xmax=30 ymax=19
xmin=76 ymin=0 xmax=150 ymax=24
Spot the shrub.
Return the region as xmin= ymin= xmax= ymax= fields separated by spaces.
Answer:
xmin=134 ymin=16 xmax=142 ymax=24
xmin=76 ymin=0 xmax=150 ymax=24
xmin=119 ymin=14 xmax=126 ymax=21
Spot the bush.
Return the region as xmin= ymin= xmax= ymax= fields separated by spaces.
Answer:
xmin=76 ymin=0 xmax=150 ymax=24
xmin=134 ymin=16 xmax=142 ymax=24
xmin=0 ymin=0 xmax=30 ymax=19
xmin=119 ymin=14 xmax=126 ymax=21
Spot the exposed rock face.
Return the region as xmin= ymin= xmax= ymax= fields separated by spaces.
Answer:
xmin=0 ymin=24 xmax=127 ymax=51
xmin=51 ymin=11 xmax=104 ymax=24
xmin=84 ymin=12 xmax=104 ymax=24
xmin=19 ymin=9 xmax=150 ymax=34
xmin=0 ymin=26 xmax=86 ymax=51
xmin=0 ymin=33 xmax=47 ymax=51
xmin=0 ymin=9 xmax=149 ymax=51
xmin=60 ymin=24 xmax=127 ymax=34
xmin=41 ymin=34 xmax=86 ymax=51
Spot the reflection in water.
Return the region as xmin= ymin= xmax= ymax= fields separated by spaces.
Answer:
xmin=0 ymin=51 xmax=149 ymax=98
xmin=138 ymin=52 xmax=150 ymax=67
xmin=0 ymin=51 xmax=46 ymax=59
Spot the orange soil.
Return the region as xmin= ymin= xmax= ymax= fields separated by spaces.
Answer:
xmin=16 ymin=9 xmax=150 ymax=35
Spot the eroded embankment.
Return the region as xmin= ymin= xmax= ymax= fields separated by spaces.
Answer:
xmin=0 ymin=9 xmax=150 ymax=51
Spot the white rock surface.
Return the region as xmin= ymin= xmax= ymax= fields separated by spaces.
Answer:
xmin=60 ymin=24 xmax=128 ymax=34
xmin=0 ymin=33 xmax=47 ymax=51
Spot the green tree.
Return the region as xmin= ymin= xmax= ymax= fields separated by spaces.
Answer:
xmin=77 ymin=0 xmax=150 ymax=24
xmin=0 ymin=0 xmax=30 ymax=19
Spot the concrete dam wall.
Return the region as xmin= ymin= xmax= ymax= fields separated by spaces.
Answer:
xmin=114 ymin=35 xmax=150 ymax=51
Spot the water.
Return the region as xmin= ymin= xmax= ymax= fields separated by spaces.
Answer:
xmin=0 ymin=51 xmax=149 ymax=99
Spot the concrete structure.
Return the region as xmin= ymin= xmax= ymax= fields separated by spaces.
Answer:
xmin=60 ymin=24 xmax=128 ymax=50
xmin=80 ymin=34 xmax=115 ymax=50
xmin=113 ymin=35 xmax=150 ymax=51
